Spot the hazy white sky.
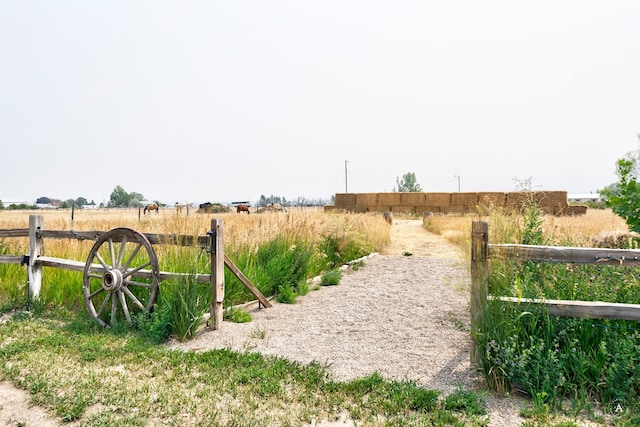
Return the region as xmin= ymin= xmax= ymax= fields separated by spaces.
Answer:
xmin=1 ymin=1 xmax=639 ymax=205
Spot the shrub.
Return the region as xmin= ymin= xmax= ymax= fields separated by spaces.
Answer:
xmin=320 ymin=269 xmax=341 ymax=286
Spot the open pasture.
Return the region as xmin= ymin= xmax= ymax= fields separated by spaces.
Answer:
xmin=0 ymin=208 xmax=391 ymax=314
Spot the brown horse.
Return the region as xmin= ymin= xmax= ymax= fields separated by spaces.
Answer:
xmin=236 ymin=204 xmax=250 ymax=214
xmin=144 ymin=203 xmax=159 ymax=215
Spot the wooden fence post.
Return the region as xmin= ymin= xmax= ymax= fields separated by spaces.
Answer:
xmin=209 ymin=219 xmax=225 ymax=330
xmin=28 ymin=215 xmax=44 ymax=304
xmin=470 ymin=220 xmax=489 ymax=364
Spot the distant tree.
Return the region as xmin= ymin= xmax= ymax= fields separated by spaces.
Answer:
xmin=395 ymin=172 xmax=422 ymax=192
xmin=129 ymin=192 xmax=145 ymax=207
xmin=0 ymin=200 xmax=4 ymax=209
xmin=604 ymin=150 xmax=640 ymax=232
xmin=109 ymin=185 xmax=132 ymax=207
xmin=76 ymin=197 xmax=88 ymax=206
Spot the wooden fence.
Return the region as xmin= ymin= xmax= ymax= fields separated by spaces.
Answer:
xmin=470 ymin=220 xmax=640 ymax=328
xmin=0 ymin=215 xmax=270 ymax=329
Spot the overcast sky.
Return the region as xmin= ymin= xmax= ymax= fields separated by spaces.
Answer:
xmin=2 ymin=1 xmax=639 ymax=205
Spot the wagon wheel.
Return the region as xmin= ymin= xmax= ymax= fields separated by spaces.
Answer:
xmin=83 ymin=228 xmax=159 ymax=328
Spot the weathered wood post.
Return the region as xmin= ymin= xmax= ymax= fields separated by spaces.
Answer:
xmin=209 ymin=219 xmax=225 ymax=330
xmin=28 ymin=215 xmax=44 ymax=304
xmin=470 ymin=221 xmax=489 ymax=365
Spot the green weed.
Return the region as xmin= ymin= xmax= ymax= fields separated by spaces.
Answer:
xmin=320 ymin=269 xmax=342 ymax=286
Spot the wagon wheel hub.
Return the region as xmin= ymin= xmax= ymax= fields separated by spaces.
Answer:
xmin=101 ymin=268 xmax=124 ymax=292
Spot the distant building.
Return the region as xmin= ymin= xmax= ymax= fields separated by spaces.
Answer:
xmin=568 ymin=193 xmax=602 ymax=203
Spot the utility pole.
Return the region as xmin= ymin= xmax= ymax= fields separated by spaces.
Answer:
xmin=345 ymin=160 xmax=349 ymax=193
xmin=454 ymin=175 xmax=461 ymax=192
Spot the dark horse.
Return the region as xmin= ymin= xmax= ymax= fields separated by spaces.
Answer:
xmin=236 ymin=204 xmax=250 ymax=214
xmin=144 ymin=203 xmax=159 ymax=215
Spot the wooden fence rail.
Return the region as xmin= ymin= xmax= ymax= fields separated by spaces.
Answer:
xmin=0 ymin=215 xmax=271 ymax=329
xmin=470 ymin=220 xmax=640 ymax=324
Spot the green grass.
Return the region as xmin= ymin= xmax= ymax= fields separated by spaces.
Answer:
xmin=0 ymin=314 xmax=488 ymax=426
xmin=320 ymin=269 xmax=342 ymax=286
xmin=474 ymin=204 xmax=640 ymax=425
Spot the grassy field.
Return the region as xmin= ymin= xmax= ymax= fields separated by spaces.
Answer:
xmin=0 ymin=206 xmax=636 ymax=426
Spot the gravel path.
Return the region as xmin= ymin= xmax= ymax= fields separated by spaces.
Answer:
xmin=169 ymin=219 xmax=530 ymax=426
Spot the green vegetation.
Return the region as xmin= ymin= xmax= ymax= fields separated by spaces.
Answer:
xmin=395 ymin=171 xmax=422 ymax=192
xmin=473 ymin=202 xmax=640 ymax=425
xmin=320 ymin=269 xmax=342 ymax=286
xmin=0 ymin=211 xmax=386 ymax=342
xmin=0 ymin=315 xmax=489 ymax=426
xmin=603 ymin=153 xmax=640 ymax=232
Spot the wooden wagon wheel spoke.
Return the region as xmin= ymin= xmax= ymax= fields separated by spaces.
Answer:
xmin=118 ymin=290 xmax=132 ymax=324
xmin=122 ymin=287 xmax=146 ymax=311
xmin=95 ymin=290 xmax=111 ymax=318
xmin=121 ymin=243 xmax=143 ymax=272
xmin=123 ymin=279 xmax=155 ymax=289
xmin=111 ymin=293 xmax=118 ymax=325
xmin=116 ymin=234 xmax=129 ymax=267
xmin=83 ymin=228 xmax=159 ymax=328
xmin=94 ymin=252 xmax=110 ymax=271
xmin=108 ymin=238 xmax=117 ymax=267
xmin=121 ymin=260 xmax=152 ymax=279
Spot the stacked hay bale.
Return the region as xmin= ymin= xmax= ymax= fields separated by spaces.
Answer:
xmin=375 ymin=192 xmax=401 ymax=212
xmin=397 ymin=192 xmax=426 ymax=214
xmin=564 ymin=205 xmax=588 ymax=215
xmin=354 ymin=193 xmax=377 ymax=212
xmin=477 ymin=192 xmax=507 ymax=213
xmin=333 ymin=193 xmax=355 ymax=209
xmin=450 ymin=192 xmax=479 ymax=214
xmin=544 ymin=191 xmax=570 ymax=215
xmin=326 ymin=190 xmax=580 ymax=215
xmin=505 ymin=191 xmax=569 ymax=214
xmin=424 ymin=193 xmax=451 ymax=213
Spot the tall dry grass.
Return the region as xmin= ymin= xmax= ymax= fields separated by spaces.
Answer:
xmin=0 ymin=208 xmax=390 ymax=258
xmin=423 ymin=208 xmax=629 ymax=253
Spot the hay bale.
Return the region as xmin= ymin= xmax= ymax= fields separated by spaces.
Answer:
xmin=451 ymin=192 xmax=479 ymax=208
xmin=542 ymin=191 xmax=569 ymax=206
xmin=565 ymin=205 xmax=588 ymax=216
xmin=377 ymin=192 xmax=401 ymax=206
xmin=355 ymin=193 xmax=378 ymax=207
xmin=505 ymin=192 xmax=532 ymax=209
xmin=425 ymin=193 xmax=451 ymax=208
xmin=350 ymin=205 xmax=369 ymax=213
xmin=334 ymin=193 xmax=356 ymax=207
xmin=400 ymin=192 xmax=426 ymax=206
xmin=393 ymin=205 xmax=415 ymax=214
xmin=478 ymin=192 xmax=506 ymax=207
xmin=369 ymin=205 xmax=391 ymax=212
